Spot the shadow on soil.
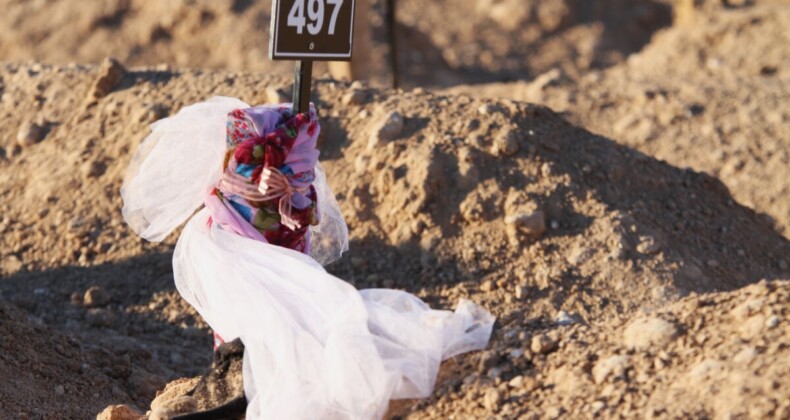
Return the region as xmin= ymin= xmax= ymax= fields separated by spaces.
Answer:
xmin=387 ymin=0 xmax=672 ymax=88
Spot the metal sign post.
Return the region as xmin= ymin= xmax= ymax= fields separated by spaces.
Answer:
xmin=270 ymin=0 xmax=356 ymax=114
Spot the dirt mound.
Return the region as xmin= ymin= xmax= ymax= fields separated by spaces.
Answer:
xmin=445 ymin=2 xmax=790 ymax=237
xmin=392 ymin=279 xmax=790 ymax=419
xmin=0 ymin=0 xmax=673 ymax=88
xmin=0 ymin=58 xmax=788 ymax=417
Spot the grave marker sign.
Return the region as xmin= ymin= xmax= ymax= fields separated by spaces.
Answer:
xmin=270 ymin=0 xmax=356 ymax=61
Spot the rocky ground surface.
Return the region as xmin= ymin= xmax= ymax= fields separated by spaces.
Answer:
xmin=0 ymin=0 xmax=676 ymax=88
xmin=0 ymin=58 xmax=788 ymax=418
xmin=445 ymin=2 xmax=790 ymax=238
xmin=0 ymin=1 xmax=788 ymax=419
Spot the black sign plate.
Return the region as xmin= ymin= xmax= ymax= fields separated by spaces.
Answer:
xmin=270 ymin=0 xmax=355 ymax=61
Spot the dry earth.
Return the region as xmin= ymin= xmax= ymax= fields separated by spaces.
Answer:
xmin=0 ymin=60 xmax=788 ymax=418
xmin=445 ymin=2 xmax=790 ymax=238
xmin=0 ymin=0 xmax=675 ymax=88
xmin=0 ymin=0 xmax=788 ymax=419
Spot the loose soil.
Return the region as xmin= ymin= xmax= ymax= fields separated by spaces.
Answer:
xmin=0 ymin=1 xmax=788 ymax=419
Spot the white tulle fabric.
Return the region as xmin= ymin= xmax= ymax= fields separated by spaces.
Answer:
xmin=121 ymin=97 xmax=494 ymax=419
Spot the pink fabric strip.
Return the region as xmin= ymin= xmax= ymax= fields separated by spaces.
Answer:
xmin=204 ymin=193 xmax=268 ymax=243
xmin=257 ymin=168 xmax=303 ymax=231
xmin=217 ymin=168 xmax=307 ymax=231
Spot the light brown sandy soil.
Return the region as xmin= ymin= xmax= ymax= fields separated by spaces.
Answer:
xmin=0 ymin=59 xmax=788 ymax=418
xmin=445 ymin=2 xmax=790 ymax=238
xmin=0 ymin=0 xmax=788 ymax=419
xmin=0 ymin=0 xmax=674 ymax=88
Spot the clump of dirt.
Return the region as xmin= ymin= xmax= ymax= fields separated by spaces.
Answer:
xmin=446 ymin=2 xmax=790 ymax=237
xmin=0 ymin=56 xmax=788 ymax=418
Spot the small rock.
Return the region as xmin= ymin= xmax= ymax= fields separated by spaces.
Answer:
xmin=540 ymin=162 xmax=552 ymax=177
xmin=265 ymin=86 xmax=291 ymax=103
xmin=545 ymin=406 xmax=564 ymax=419
xmin=91 ymin=57 xmax=126 ymax=99
xmin=555 ymin=311 xmax=576 ymax=326
xmin=54 ymin=385 xmax=65 ymax=396
xmin=86 ymin=308 xmax=115 ymax=327
xmin=508 ymin=375 xmax=524 ymax=388
xmin=487 ymin=366 xmax=504 ymax=380
xmin=590 ymin=401 xmax=606 ymax=414
xmin=1 ymin=255 xmax=24 ymax=273
xmin=530 ymin=334 xmax=557 ymax=354
xmin=82 ymin=160 xmax=107 ymax=178
xmin=636 ymin=235 xmax=661 ymax=255
xmin=492 ymin=129 xmax=519 ymax=157
xmin=151 ymin=395 xmax=197 ymax=417
xmin=505 ymin=210 xmax=546 ymax=237
xmin=766 ymin=316 xmax=780 ymax=329
xmin=84 ymin=286 xmax=111 ymax=307
xmin=623 ymin=317 xmax=678 ymax=350
xmin=480 ymin=280 xmax=496 ymax=292
xmin=478 ymin=350 xmax=500 ymax=371
xmin=367 ymin=111 xmax=403 ymax=150
xmin=483 ymin=388 xmax=502 ymax=411
xmin=592 ymin=355 xmax=631 ymax=384
xmin=70 ymin=291 xmax=83 ymax=305
xmin=341 ymin=89 xmax=368 ymax=106
xmin=17 ymin=121 xmax=46 ymax=146
xmin=478 ymin=104 xmax=497 ymax=115
xmin=482 ymin=0 xmax=530 ymax=31
xmin=151 ymin=377 xmax=201 ymax=412
xmin=96 ymin=404 xmax=144 ymax=420
xmin=515 ymin=285 xmax=528 ymax=300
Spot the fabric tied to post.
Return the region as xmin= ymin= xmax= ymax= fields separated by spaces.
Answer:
xmin=210 ymin=104 xmax=320 ymax=252
xmin=120 ymin=97 xmax=494 ymax=420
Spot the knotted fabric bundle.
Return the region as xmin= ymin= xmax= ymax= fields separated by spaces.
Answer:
xmin=121 ymin=97 xmax=494 ymax=419
xmin=209 ymin=104 xmax=320 ymax=252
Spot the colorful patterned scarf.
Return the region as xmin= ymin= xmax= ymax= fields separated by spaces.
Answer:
xmin=205 ymin=104 xmax=321 ymax=254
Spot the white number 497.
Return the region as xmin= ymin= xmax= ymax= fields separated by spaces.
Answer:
xmin=287 ymin=0 xmax=344 ymax=36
